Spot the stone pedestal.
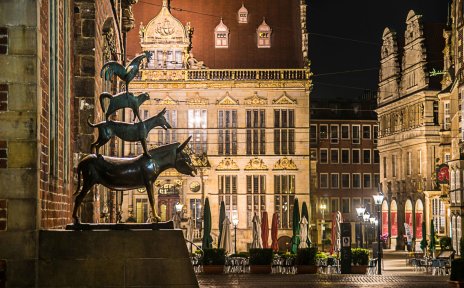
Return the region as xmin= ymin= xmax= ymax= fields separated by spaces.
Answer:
xmin=38 ymin=229 xmax=198 ymax=287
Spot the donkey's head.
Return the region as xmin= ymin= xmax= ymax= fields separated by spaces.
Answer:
xmin=156 ymin=108 xmax=172 ymax=130
xmin=175 ymin=136 xmax=196 ymax=177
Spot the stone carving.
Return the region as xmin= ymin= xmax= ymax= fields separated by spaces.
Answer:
xmin=216 ymin=92 xmax=239 ymax=105
xmin=72 ymin=137 xmax=196 ymax=224
xmin=99 ymin=91 xmax=149 ymax=121
xmin=273 ymin=92 xmax=297 ymax=105
xmin=244 ymin=92 xmax=267 ymax=105
xmin=159 ymin=93 xmax=178 ymax=105
xmin=87 ymin=108 xmax=171 ymax=157
xmin=273 ymin=157 xmax=298 ymax=170
xmin=216 ymin=158 xmax=240 ymax=171
xmin=186 ymin=52 xmax=207 ymax=69
xmin=244 ymin=157 xmax=268 ymax=170
xmin=187 ymin=93 xmax=208 ymax=105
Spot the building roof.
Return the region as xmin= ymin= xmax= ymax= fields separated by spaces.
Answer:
xmin=311 ymin=95 xmax=377 ymax=121
xmin=127 ymin=0 xmax=304 ymax=69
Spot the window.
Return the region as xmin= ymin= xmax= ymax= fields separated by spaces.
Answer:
xmin=363 ymin=173 xmax=371 ymax=188
xmin=407 ymin=152 xmax=412 ymax=175
xmin=219 ymin=175 xmax=238 ymax=219
xmin=352 ymin=173 xmax=361 ymax=188
xmin=341 ymin=149 xmax=350 ymax=164
xmin=158 ymin=109 xmax=177 ymax=145
xmin=352 ymin=149 xmax=361 ymax=164
xmin=320 ymin=125 xmax=328 ymax=139
xmin=432 ymin=198 xmax=445 ymax=234
xmin=215 ymin=19 xmax=229 ymax=48
xmin=320 ymin=149 xmax=328 ymax=164
xmin=342 ymin=198 xmax=350 ymax=213
xmin=392 ymin=155 xmax=397 ymax=177
xmin=247 ymin=110 xmax=265 ymax=155
xmin=274 ymin=175 xmax=295 ymax=228
xmin=330 ymin=125 xmax=339 ymax=144
xmin=445 ymin=153 xmax=451 ymax=163
xmin=188 ymin=109 xmax=207 ymax=154
xmin=362 ymin=125 xmax=371 ymax=139
xmin=238 ymin=4 xmax=248 ymax=23
xmin=331 ymin=173 xmax=339 ymax=188
xmin=330 ymin=149 xmax=339 ymax=164
xmin=419 ymin=150 xmax=422 ymax=175
xmin=219 ymin=110 xmax=237 ymax=155
xmin=274 ymin=109 xmax=295 ymax=155
xmin=49 ymin=0 xmax=59 ymax=176
xmin=257 ymin=19 xmax=272 ymax=48
xmin=352 ymin=198 xmax=361 ymax=213
xmin=374 ymin=174 xmax=380 ymax=188
xmin=363 ymin=199 xmax=371 ymax=214
xmin=341 ymin=125 xmax=350 ymax=139
xmin=363 ymin=149 xmax=371 ymax=164
xmin=320 ymin=173 xmax=329 ymax=188
xmin=331 ymin=198 xmax=339 ymax=212
xmin=136 ymin=199 xmax=149 ymax=223
xmin=444 ymin=101 xmax=451 ymax=130
xmin=352 ymin=125 xmax=360 ymax=144
xmin=341 ymin=173 xmax=350 ymax=188
xmin=310 ymin=148 xmax=317 ymax=160
xmin=373 ymin=125 xmax=379 ymax=144
xmin=190 ymin=199 xmax=202 ymax=229
xmin=373 ymin=149 xmax=379 ymax=164
xmin=383 ymin=157 xmax=387 ymax=177
xmin=247 ymin=175 xmax=266 ymax=227
xmin=310 ymin=124 xmax=317 ymax=145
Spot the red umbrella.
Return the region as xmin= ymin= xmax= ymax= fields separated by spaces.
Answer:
xmin=271 ymin=212 xmax=279 ymax=252
xmin=261 ymin=211 xmax=270 ymax=248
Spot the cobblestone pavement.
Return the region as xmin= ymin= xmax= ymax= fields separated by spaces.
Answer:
xmin=197 ymin=274 xmax=449 ymax=288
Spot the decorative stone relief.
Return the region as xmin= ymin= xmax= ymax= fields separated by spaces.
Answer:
xmin=216 ymin=158 xmax=240 ymax=171
xmin=244 ymin=157 xmax=268 ymax=170
xmin=159 ymin=93 xmax=178 ymax=105
xmin=273 ymin=92 xmax=297 ymax=105
xmin=187 ymin=93 xmax=208 ymax=106
xmin=103 ymin=26 xmax=117 ymax=62
xmin=244 ymin=92 xmax=267 ymax=105
xmin=273 ymin=157 xmax=297 ymax=170
xmin=216 ymin=92 xmax=238 ymax=105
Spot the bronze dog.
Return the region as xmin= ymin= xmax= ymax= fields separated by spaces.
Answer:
xmin=72 ymin=137 xmax=196 ymax=224
xmin=99 ymin=91 xmax=150 ymax=121
xmin=88 ymin=108 xmax=171 ymax=157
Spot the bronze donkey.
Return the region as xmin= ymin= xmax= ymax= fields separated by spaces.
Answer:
xmin=88 ymin=108 xmax=171 ymax=157
xmin=72 ymin=137 xmax=196 ymax=224
xmin=99 ymin=91 xmax=150 ymax=122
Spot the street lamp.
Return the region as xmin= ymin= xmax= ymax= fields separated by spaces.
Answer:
xmin=232 ymin=211 xmax=239 ymax=254
xmin=373 ymin=190 xmax=384 ymax=275
xmin=363 ymin=211 xmax=370 ymax=247
xmin=356 ymin=207 xmax=366 ymax=247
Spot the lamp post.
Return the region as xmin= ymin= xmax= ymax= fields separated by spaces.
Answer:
xmin=369 ymin=217 xmax=375 ymax=246
xmin=373 ymin=190 xmax=384 ymax=275
xmin=320 ymin=202 xmax=326 ymax=249
xmin=232 ymin=212 xmax=239 ymax=254
xmin=363 ymin=211 xmax=370 ymax=247
xmin=356 ymin=207 xmax=366 ymax=248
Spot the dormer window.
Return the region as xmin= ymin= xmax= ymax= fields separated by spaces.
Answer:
xmin=257 ymin=19 xmax=272 ymax=48
xmin=238 ymin=3 xmax=248 ymax=23
xmin=215 ymin=18 xmax=229 ymax=48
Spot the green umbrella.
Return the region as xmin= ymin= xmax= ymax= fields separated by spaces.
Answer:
xmin=218 ymin=200 xmax=225 ymax=246
xmin=429 ymin=220 xmax=436 ymax=256
xmin=291 ymin=197 xmax=300 ymax=254
xmin=301 ymin=201 xmax=311 ymax=246
xmin=420 ymin=221 xmax=427 ymax=252
xmin=202 ymin=198 xmax=213 ymax=249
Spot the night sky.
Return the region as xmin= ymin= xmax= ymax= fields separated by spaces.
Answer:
xmin=308 ymin=0 xmax=449 ymax=100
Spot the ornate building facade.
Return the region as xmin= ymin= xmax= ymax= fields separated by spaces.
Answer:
xmin=123 ymin=0 xmax=311 ymax=251
xmin=376 ymin=10 xmax=445 ymax=251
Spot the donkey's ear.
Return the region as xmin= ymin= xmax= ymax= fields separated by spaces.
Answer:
xmin=156 ymin=107 xmax=167 ymax=117
xmin=177 ymin=136 xmax=192 ymax=152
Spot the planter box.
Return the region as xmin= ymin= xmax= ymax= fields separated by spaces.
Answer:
xmin=297 ymin=265 xmax=318 ymax=274
xmin=202 ymin=265 xmax=224 ymax=274
xmin=250 ymin=265 xmax=272 ymax=274
xmin=350 ymin=265 xmax=368 ymax=274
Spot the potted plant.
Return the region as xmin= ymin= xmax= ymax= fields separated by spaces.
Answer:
xmin=249 ymin=248 xmax=273 ymax=274
xmin=351 ymin=248 xmax=369 ymax=274
xmin=295 ymin=247 xmax=318 ymax=274
xmin=449 ymin=238 xmax=464 ymax=288
xmin=202 ymin=248 xmax=225 ymax=274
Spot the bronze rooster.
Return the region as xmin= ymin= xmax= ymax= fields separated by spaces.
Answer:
xmin=100 ymin=51 xmax=148 ymax=91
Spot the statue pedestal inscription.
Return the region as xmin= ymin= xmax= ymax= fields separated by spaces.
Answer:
xmin=38 ymin=229 xmax=198 ymax=287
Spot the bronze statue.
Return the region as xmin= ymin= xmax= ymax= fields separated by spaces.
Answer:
xmin=72 ymin=137 xmax=196 ymax=224
xmin=87 ymin=108 xmax=171 ymax=157
xmin=100 ymin=51 xmax=148 ymax=92
xmin=99 ymin=91 xmax=149 ymax=122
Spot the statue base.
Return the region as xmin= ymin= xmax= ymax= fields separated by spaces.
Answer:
xmin=38 ymin=229 xmax=198 ymax=287
xmin=65 ymin=220 xmax=174 ymax=230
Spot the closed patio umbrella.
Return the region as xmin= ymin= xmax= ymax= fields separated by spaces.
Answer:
xmin=291 ymin=198 xmax=300 ymax=254
xmin=251 ymin=213 xmax=263 ymax=249
xmin=429 ymin=220 xmax=436 ymax=257
xmin=186 ymin=217 xmax=194 ymax=253
xmin=271 ymin=212 xmax=279 ymax=252
xmin=202 ymin=198 xmax=213 ymax=249
xmin=218 ymin=200 xmax=225 ymax=246
xmin=219 ymin=216 xmax=232 ymax=254
xmin=261 ymin=211 xmax=270 ymax=248
xmin=298 ymin=216 xmax=309 ymax=248
xmin=301 ymin=201 xmax=311 ymax=246
xmin=420 ymin=221 xmax=427 ymax=253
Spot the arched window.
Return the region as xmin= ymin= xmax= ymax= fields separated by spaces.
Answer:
xmin=238 ymin=3 xmax=248 ymax=23
xmin=257 ymin=18 xmax=272 ymax=48
xmin=215 ymin=18 xmax=229 ymax=48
